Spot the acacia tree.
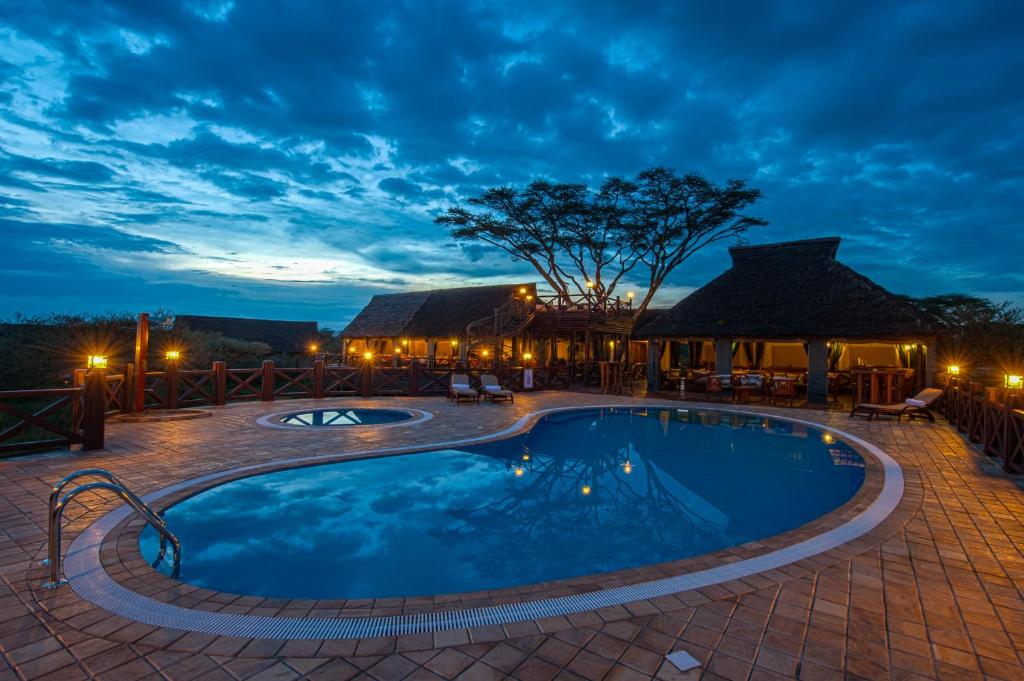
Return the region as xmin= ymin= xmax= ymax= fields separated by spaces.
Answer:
xmin=436 ymin=166 xmax=766 ymax=313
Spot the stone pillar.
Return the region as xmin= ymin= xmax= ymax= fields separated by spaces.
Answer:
xmin=646 ymin=339 xmax=661 ymax=392
xmin=924 ymin=336 xmax=937 ymax=388
xmin=427 ymin=339 xmax=436 ymax=368
xmin=807 ymin=339 xmax=828 ymax=404
xmin=715 ymin=337 xmax=733 ymax=376
xmin=459 ymin=339 xmax=468 ymax=361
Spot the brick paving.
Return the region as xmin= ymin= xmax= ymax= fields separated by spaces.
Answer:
xmin=0 ymin=392 xmax=1022 ymax=680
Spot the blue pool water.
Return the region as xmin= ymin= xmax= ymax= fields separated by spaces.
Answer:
xmin=277 ymin=408 xmax=411 ymax=427
xmin=142 ymin=407 xmax=865 ymax=600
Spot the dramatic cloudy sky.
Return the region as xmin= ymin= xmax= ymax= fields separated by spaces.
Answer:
xmin=1 ymin=1 xmax=1021 ymax=327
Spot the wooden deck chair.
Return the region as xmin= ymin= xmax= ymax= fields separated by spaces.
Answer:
xmin=850 ymin=387 xmax=942 ymax=422
xmin=449 ymin=373 xmax=479 ymax=404
xmin=480 ymin=374 xmax=514 ymax=403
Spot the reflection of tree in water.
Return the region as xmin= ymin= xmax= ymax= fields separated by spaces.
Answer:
xmin=428 ymin=410 xmax=735 ymax=586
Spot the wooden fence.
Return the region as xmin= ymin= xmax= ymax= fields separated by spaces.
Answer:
xmin=942 ymin=381 xmax=1024 ymax=475
xmin=0 ymin=373 xmax=105 ymax=455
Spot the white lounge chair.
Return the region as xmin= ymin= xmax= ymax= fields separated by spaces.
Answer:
xmin=480 ymin=374 xmax=514 ymax=403
xmin=449 ymin=373 xmax=479 ymax=404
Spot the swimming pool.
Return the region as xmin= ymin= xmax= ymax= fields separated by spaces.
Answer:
xmin=261 ymin=407 xmax=418 ymax=428
xmin=142 ymin=407 xmax=865 ymax=600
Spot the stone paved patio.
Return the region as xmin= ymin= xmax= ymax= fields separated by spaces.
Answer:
xmin=0 ymin=392 xmax=1022 ymax=680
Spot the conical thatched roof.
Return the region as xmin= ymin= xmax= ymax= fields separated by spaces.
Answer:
xmin=636 ymin=237 xmax=937 ymax=340
xmin=340 ymin=283 xmax=534 ymax=338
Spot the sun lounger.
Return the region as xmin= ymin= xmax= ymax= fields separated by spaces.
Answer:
xmin=480 ymin=374 xmax=514 ymax=403
xmin=449 ymin=373 xmax=480 ymax=404
xmin=850 ymin=387 xmax=942 ymax=422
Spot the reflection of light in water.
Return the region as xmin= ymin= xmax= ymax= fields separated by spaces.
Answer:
xmin=622 ymin=460 xmax=633 ymax=474
xmin=522 ymin=453 xmax=530 ymax=461
xmin=514 ymin=466 xmax=524 ymax=477
xmin=822 ymin=432 xmax=835 ymax=445
xmin=581 ymin=485 xmax=591 ymax=496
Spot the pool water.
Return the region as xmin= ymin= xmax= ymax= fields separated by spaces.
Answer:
xmin=142 ymin=407 xmax=865 ymax=600
xmin=276 ymin=408 xmax=411 ymax=427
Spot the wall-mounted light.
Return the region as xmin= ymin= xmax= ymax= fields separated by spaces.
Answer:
xmin=519 ymin=287 xmax=527 ymax=294
xmin=622 ymin=460 xmax=633 ymax=474
xmin=450 ymin=338 xmax=458 ymax=346
xmin=309 ymin=343 xmax=319 ymax=353
xmin=523 ymin=352 xmax=532 ymax=362
xmin=87 ymin=355 xmax=108 ymax=369
xmin=363 ymin=351 xmax=373 ymax=361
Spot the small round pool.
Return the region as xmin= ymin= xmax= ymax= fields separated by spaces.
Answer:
xmin=268 ymin=407 xmax=414 ymax=428
xmin=143 ymin=407 xmax=866 ymax=600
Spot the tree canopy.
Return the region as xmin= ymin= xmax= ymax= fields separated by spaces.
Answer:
xmin=436 ymin=167 xmax=766 ymax=313
xmin=905 ymin=294 xmax=1024 ymax=375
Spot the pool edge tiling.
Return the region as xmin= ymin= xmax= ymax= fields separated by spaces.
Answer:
xmin=62 ymin=405 xmax=903 ymax=639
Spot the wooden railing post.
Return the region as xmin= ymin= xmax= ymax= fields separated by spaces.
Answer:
xmin=166 ymin=360 xmax=179 ymax=410
xmin=408 ymin=361 xmax=419 ymax=396
xmin=82 ymin=369 xmax=106 ymax=451
xmin=362 ymin=362 xmax=373 ymax=397
xmin=72 ymin=368 xmax=86 ymax=426
xmin=262 ymin=360 xmax=275 ymax=401
xmin=122 ymin=363 xmax=134 ymax=414
xmin=313 ymin=360 xmax=325 ymax=399
xmin=213 ymin=361 xmax=226 ymax=405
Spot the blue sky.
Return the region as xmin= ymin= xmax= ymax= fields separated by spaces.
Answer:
xmin=1 ymin=1 xmax=1021 ymax=328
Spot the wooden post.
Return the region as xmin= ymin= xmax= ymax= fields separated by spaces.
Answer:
xmin=715 ymin=337 xmax=733 ymax=376
xmin=807 ymin=339 xmax=828 ymax=404
xmin=122 ymin=363 xmax=134 ymax=414
xmin=82 ymin=369 xmax=106 ymax=451
xmin=427 ymin=339 xmax=436 ymax=369
xmin=261 ymin=360 xmax=275 ymax=401
xmin=409 ymin=360 xmax=419 ymax=396
xmin=362 ymin=361 xmax=373 ymax=397
xmin=313 ymin=359 xmax=325 ymax=399
xmin=213 ymin=361 xmax=226 ymax=405
xmin=647 ymin=339 xmax=661 ymax=393
xmin=166 ymin=359 xmax=179 ymax=409
xmin=132 ymin=312 xmax=149 ymax=414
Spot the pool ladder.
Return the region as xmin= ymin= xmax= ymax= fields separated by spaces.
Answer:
xmin=43 ymin=468 xmax=181 ymax=589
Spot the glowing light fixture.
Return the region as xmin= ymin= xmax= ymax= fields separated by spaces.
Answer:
xmin=450 ymin=338 xmax=458 ymax=346
xmin=822 ymin=433 xmax=835 ymax=445
xmin=947 ymin=365 xmax=960 ymax=375
xmin=363 ymin=351 xmax=373 ymax=361
xmin=526 ymin=294 xmax=533 ymax=301
xmin=581 ymin=485 xmax=592 ymax=496
xmin=519 ymin=287 xmax=527 ymax=294
xmin=523 ymin=352 xmax=532 ymax=361
xmin=309 ymin=343 xmax=319 ymax=353
xmin=402 ymin=339 xmax=408 ymax=346
xmin=622 ymin=460 xmax=633 ymax=474
xmin=1006 ymin=375 xmax=1024 ymax=389
xmin=165 ymin=350 xmax=181 ymax=361
xmin=627 ymin=291 xmax=634 ymax=299
xmin=514 ymin=466 xmax=525 ymax=477
xmin=87 ymin=355 xmax=108 ymax=369
xmin=482 ymin=349 xmax=490 ymax=357
xmin=522 ymin=453 xmax=530 ymax=461
xmin=585 ymin=280 xmax=595 ymax=289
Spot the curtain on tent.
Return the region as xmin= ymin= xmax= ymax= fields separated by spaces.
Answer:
xmin=688 ymin=341 xmax=703 ymax=368
xmin=828 ymin=342 xmax=845 ymax=371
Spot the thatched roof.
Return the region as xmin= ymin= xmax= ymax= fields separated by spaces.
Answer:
xmin=340 ymin=283 xmax=534 ymax=339
xmin=174 ymin=315 xmax=318 ymax=353
xmin=636 ymin=237 xmax=938 ymax=340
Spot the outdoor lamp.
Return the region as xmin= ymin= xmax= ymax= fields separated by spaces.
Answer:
xmin=627 ymin=291 xmax=634 ymax=300
xmin=526 ymin=294 xmax=533 ymax=301
xmin=309 ymin=343 xmax=318 ymax=353
xmin=450 ymin=338 xmax=458 ymax=346
xmin=519 ymin=287 xmax=527 ymax=294
xmin=348 ymin=345 xmax=356 ymax=353
xmin=1006 ymin=375 xmax=1023 ymax=389
xmin=585 ymin=280 xmax=595 ymax=289
xmin=165 ymin=350 xmax=181 ymax=361
xmin=363 ymin=351 xmax=373 ymax=361
xmin=523 ymin=352 xmax=532 ymax=361
xmin=401 ymin=339 xmax=408 ymax=346
xmin=87 ymin=355 xmax=108 ymax=369
xmin=948 ymin=365 xmax=960 ymax=376
xmin=482 ymin=349 xmax=490 ymax=357
xmin=514 ymin=466 xmax=524 ymax=477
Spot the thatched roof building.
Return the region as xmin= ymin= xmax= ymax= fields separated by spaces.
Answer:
xmin=636 ymin=237 xmax=936 ymax=340
xmin=340 ymin=283 xmax=534 ymax=340
xmin=174 ymin=315 xmax=318 ymax=354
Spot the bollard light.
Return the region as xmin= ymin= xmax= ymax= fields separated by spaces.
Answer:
xmin=309 ymin=343 xmax=319 ymax=353
xmin=627 ymin=291 xmax=634 ymax=300
xmin=948 ymin=365 xmax=960 ymax=375
xmin=363 ymin=351 xmax=373 ymax=361
xmin=1007 ymin=375 xmax=1023 ymax=389
xmin=165 ymin=350 xmax=181 ymax=361
xmin=87 ymin=355 xmax=108 ymax=369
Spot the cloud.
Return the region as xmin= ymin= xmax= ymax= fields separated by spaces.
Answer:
xmin=0 ymin=0 xmax=1020 ymax=327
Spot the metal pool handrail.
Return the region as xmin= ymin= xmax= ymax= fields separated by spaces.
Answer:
xmin=45 ymin=470 xmax=180 ymax=588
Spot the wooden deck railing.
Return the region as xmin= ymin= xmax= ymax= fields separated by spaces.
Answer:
xmin=942 ymin=381 xmax=1024 ymax=474
xmin=0 ymin=359 xmax=607 ymax=457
